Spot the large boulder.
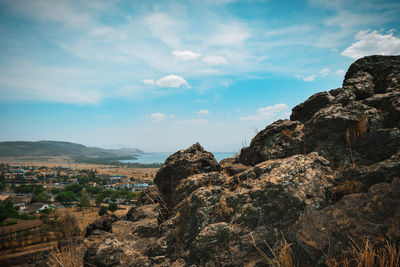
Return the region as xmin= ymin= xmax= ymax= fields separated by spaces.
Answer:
xmin=84 ymin=236 xmax=124 ymax=267
xmin=291 ymin=91 xmax=334 ymax=123
xmin=154 ymin=142 xmax=219 ymax=212
xmin=239 ymin=120 xmax=305 ymax=166
xmin=297 ymin=178 xmax=400 ymax=264
xmin=165 ymin=152 xmax=334 ymax=266
xmin=85 ymin=214 xmax=117 ymax=237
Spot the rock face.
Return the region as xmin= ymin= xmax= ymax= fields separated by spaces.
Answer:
xmin=153 ymin=142 xmax=219 ymax=213
xmin=239 ymin=119 xmax=305 ymax=165
xmin=85 ymin=214 xmax=117 ymax=237
xmin=84 ymin=55 xmax=400 ymax=266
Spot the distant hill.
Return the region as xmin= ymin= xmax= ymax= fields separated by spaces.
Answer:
xmin=0 ymin=141 xmax=144 ymax=161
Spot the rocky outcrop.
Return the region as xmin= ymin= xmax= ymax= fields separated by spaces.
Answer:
xmin=85 ymin=214 xmax=117 ymax=237
xmin=242 ymin=55 xmax=400 ymax=169
xmin=154 ymin=142 xmax=219 ymax=213
xmin=84 ymin=55 xmax=400 ymax=266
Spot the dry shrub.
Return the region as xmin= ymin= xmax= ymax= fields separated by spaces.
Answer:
xmin=58 ymin=212 xmax=80 ymax=239
xmin=282 ymin=129 xmax=293 ymax=139
xmin=326 ymin=239 xmax=400 ymax=267
xmin=346 ymin=115 xmax=367 ymax=166
xmin=47 ymin=238 xmax=82 ymax=267
xmin=251 ymin=234 xmax=295 ymax=267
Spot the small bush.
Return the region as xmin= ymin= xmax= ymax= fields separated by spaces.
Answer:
xmin=98 ymin=206 xmax=108 ymax=216
xmin=108 ymin=202 xmax=118 ymax=212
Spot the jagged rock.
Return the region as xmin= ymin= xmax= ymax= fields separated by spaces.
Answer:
xmin=154 ymin=142 xmax=219 ymax=211
xmin=84 ymin=236 xmax=124 ymax=267
xmin=239 ymin=119 xmax=305 ymax=166
xmin=344 ymin=55 xmax=400 ymax=94
xmin=189 ymin=222 xmax=237 ymax=266
xmin=126 ymin=203 xmax=160 ymax=222
xmin=297 ymin=178 xmax=400 ymax=264
xmin=162 ymin=152 xmax=334 ymax=266
xmin=220 ymin=157 xmax=250 ymax=175
xmin=338 ymin=152 xmax=400 ymax=186
xmin=85 ymin=214 xmax=117 ymax=237
xmin=291 ymin=91 xmax=334 ymax=122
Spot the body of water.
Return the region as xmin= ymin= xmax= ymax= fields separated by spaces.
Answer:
xmin=121 ymin=152 xmax=235 ymax=164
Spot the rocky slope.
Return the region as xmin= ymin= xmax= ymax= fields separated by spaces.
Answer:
xmin=83 ymin=55 xmax=400 ymax=266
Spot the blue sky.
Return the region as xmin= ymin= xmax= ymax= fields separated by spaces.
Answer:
xmin=0 ymin=0 xmax=400 ymax=152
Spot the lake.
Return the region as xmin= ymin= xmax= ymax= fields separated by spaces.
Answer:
xmin=120 ymin=152 xmax=235 ymax=164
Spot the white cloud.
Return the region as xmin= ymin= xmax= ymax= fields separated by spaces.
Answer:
xmin=197 ymin=109 xmax=210 ymax=115
xmin=335 ymin=69 xmax=345 ymax=76
xmin=319 ymin=68 xmax=330 ymax=77
xmin=342 ymin=30 xmax=400 ymax=59
xmin=155 ymin=75 xmax=189 ymax=88
xmin=149 ymin=112 xmax=166 ymax=122
xmin=303 ymin=75 xmax=316 ymax=82
xmin=142 ymin=79 xmax=155 ymax=85
xmin=295 ymin=74 xmax=316 ymax=82
xmin=203 ymin=56 xmax=228 ymax=65
xmin=239 ymin=103 xmax=289 ymax=121
xmin=172 ymin=50 xmax=201 ymax=61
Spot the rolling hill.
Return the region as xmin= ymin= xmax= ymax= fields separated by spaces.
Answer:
xmin=0 ymin=141 xmax=143 ymax=161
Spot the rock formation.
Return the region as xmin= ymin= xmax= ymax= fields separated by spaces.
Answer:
xmin=84 ymin=55 xmax=400 ymax=266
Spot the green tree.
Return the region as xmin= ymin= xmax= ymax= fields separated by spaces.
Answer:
xmin=98 ymin=206 xmax=108 ymax=216
xmin=0 ymin=200 xmax=19 ymax=222
xmin=31 ymin=192 xmax=50 ymax=203
xmin=95 ymin=193 xmax=105 ymax=207
xmin=86 ymin=186 xmax=103 ymax=195
xmin=108 ymin=202 xmax=118 ymax=212
xmin=78 ymin=193 xmax=90 ymax=210
xmin=64 ymin=184 xmax=84 ymax=195
xmin=56 ymin=191 xmax=77 ymax=207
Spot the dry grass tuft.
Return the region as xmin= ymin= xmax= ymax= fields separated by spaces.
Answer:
xmin=326 ymin=238 xmax=400 ymax=267
xmin=346 ymin=115 xmax=367 ymax=166
xmin=251 ymin=234 xmax=295 ymax=267
xmin=281 ymin=129 xmax=293 ymax=139
xmin=47 ymin=238 xmax=82 ymax=267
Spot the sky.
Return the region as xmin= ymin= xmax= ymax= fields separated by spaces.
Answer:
xmin=0 ymin=0 xmax=400 ymax=152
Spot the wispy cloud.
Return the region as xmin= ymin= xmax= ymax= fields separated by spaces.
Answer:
xmin=173 ymin=118 xmax=208 ymax=125
xmin=149 ymin=112 xmax=166 ymax=122
xmin=203 ymin=56 xmax=228 ymax=65
xmin=172 ymin=50 xmax=201 ymax=61
xmin=239 ymin=103 xmax=289 ymax=122
xmin=197 ymin=109 xmax=210 ymax=115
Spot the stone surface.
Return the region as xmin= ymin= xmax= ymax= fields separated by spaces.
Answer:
xmin=84 ymin=236 xmax=124 ymax=267
xmin=85 ymin=214 xmax=117 ymax=237
xmin=239 ymin=119 xmax=305 ymax=166
xmin=154 ymin=142 xmax=219 ymax=212
xmin=297 ymin=178 xmax=400 ymax=264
